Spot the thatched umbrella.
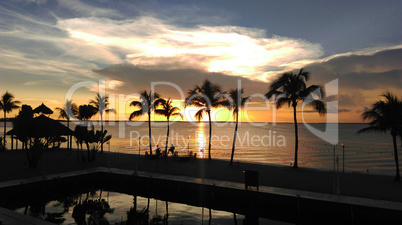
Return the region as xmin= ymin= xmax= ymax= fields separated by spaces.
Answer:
xmin=31 ymin=114 xmax=73 ymax=137
xmin=7 ymin=115 xmax=73 ymax=149
xmin=33 ymin=103 xmax=53 ymax=116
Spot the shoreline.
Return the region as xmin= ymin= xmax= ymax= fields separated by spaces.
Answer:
xmin=1 ymin=149 xmax=401 ymax=203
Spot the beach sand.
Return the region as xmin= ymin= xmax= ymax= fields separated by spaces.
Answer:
xmin=0 ymin=149 xmax=401 ymax=202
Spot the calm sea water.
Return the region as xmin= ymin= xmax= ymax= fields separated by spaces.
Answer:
xmin=2 ymin=121 xmax=400 ymax=176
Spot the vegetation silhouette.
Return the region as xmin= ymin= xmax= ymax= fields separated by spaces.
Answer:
xmin=130 ymin=90 xmax=160 ymax=155
xmin=0 ymin=91 xmax=20 ymax=146
xmin=155 ymin=98 xmax=183 ymax=159
xmin=357 ymin=92 xmax=402 ymax=181
xmin=78 ymin=104 xmax=97 ymax=121
xmin=228 ymin=88 xmax=248 ymax=166
xmin=90 ymin=93 xmax=114 ymax=153
xmin=72 ymin=190 xmax=113 ymax=225
xmin=11 ymin=104 xmax=73 ymax=168
xmin=55 ymin=100 xmax=78 ymax=150
xmin=186 ymin=80 xmax=229 ymax=160
xmin=266 ymin=68 xmax=326 ymax=168
xmin=75 ymin=125 xmax=111 ymax=163
xmin=75 ymin=104 xmax=97 ymax=162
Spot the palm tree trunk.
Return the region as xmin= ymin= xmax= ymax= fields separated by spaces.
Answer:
xmin=165 ymin=118 xmax=169 ymax=160
xmin=86 ymin=141 xmax=90 ymax=162
xmin=148 ymin=112 xmax=152 ymax=155
xmin=293 ymin=105 xmax=299 ymax=168
xmin=134 ymin=196 xmax=137 ymax=211
xmin=100 ymin=113 xmax=104 ymax=153
xmin=3 ymin=111 xmax=6 ymax=146
xmin=166 ymin=201 xmax=169 ymax=221
xmin=67 ymin=119 xmax=70 ymax=150
xmin=208 ymin=112 xmax=212 ymax=160
xmin=230 ymin=112 xmax=238 ymax=166
xmin=392 ymin=134 xmax=400 ymax=181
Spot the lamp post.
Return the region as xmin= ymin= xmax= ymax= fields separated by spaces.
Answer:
xmin=333 ymin=145 xmax=336 ymax=194
xmin=187 ymin=136 xmax=190 ymax=156
xmin=341 ymin=143 xmax=345 ymax=173
xmin=108 ymin=141 xmax=111 ymax=169
xmin=138 ymin=136 xmax=141 ymax=155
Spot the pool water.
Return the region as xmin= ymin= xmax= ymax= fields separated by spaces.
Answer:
xmin=14 ymin=189 xmax=291 ymax=225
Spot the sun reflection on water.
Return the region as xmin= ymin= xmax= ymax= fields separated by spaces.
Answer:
xmin=197 ymin=123 xmax=206 ymax=158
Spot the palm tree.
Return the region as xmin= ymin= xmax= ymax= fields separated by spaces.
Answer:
xmin=266 ymin=68 xmax=326 ymax=168
xmin=229 ymin=89 xmax=248 ymax=166
xmin=90 ymin=93 xmax=113 ymax=153
xmin=186 ymin=80 xmax=229 ymax=160
xmin=0 ymin=91 xmax=21 ymax=146
xmin=55 ymin=100 xmax=78 ymax=150
xmin=357 ymin=93 xmax=402 ymax=181
xmin=129 ymin=91 xmax=160 ymax=155
xmin=75 ymin=105 xmax=97 ymax=162
xmin=78 ymin=105 xmax=97 ymax=121
xmin=155 ymin=98 xmax=183 ymax=159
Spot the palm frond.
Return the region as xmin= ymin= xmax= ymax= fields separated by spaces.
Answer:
xmin=265 ymin=90 xmax=284 ymax=100
xmin=270 ymin=73 xmax=291 ymax=91
xmin=307 ymin=100 xmax=327 ymax=116
xmin=195 ymin=108 xmax=206 ymax=122
xmin=1 ymin=91 xmax=21 ymax=113
xmin=154 ymin=109 xmax=166 ymax=116
xmin=361 ymin=110 xmax=382 ymax=122
xmin=55 ymin=107 xmax=67 ymax=120
xmin=130 ymin=101 xmax=143 ymax=107
xmin=297 ymin=68 xmax=310 ymax=81
xmin=275 ymin=97 xmax=292 ymax=109
xmin=357 ymin=126 xmax=387 ymax=134
xmin=129 ymin=110 xmax=143 ymax=120
xmin=299 ymin=85 xmax=324 ymax=100
xmin=171 ymin=112 xmax=184 ymax=119
xmin=105 ymin=108 xmax=116 ymax=114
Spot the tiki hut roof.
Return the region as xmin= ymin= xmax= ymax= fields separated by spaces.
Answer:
xmin=33 ymin=103 xmax=53 ymax=115
xmin=7 ymin=114 xmax=73 ymax=137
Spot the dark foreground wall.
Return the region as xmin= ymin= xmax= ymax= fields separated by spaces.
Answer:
xmin=0 ymin=171 xmax=400 ymax=225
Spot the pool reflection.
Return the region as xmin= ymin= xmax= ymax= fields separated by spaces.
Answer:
xmin=14 ymin=189 xmax=277 ymax=225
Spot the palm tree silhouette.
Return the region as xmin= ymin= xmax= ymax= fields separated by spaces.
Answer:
xmin=186 ymin=80 xmax=228 ymax=160
xmin=55 ymin=100 xmax=78 ymax=150
xmin=130 ymin=91 xmax=160 ymax=155
xmin=78 ymin=104 xmax=97 ymax=122
xmin=90 ymin=93 xmax=114 ymax=153
xmin=75 ymin=105 xmax=97 ymax=162
xmin=266 ymin=68 xmax=326 ymax=168
xmin=229 ymin=89 xmax=248 ymax=166
xmin=357 ymin=93 xmax=402 ymax=181
xmin=155 ymin=98 xmax=183 ymax=159
xmin=0 ymin=91 xmax=20 ymax=146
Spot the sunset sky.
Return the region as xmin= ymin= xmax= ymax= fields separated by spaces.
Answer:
xmin=1 ymin=0 xmax=401 ymax=123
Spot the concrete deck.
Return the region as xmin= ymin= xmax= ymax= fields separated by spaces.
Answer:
xmin=1 ymin=167 xmax=401 ymax=224
xmin=0 ymin=207 xmax=54 ymax=225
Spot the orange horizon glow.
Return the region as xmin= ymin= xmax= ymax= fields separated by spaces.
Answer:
xmin=2 ymin=96 xmax=367 ymax=124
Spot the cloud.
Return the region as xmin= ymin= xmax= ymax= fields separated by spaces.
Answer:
xmin=355 ymin=107 xmax=370 ymax=114
xmin=56 ymin=16 xmax=324 ymax=81
xmin=58 ymin=0 xmax=121 ymax=18
xmin=302 ymin=47 xmax=402 ymax=116
xmin=298 ymin=108 xmax=350 ymax=114
xmin=93 ymin=64 xmax=270 ymax=100
xmin=338 ymin=108 xmax=351 ymax=113
xmin=305 ymin=47 xmax=402 ymax=89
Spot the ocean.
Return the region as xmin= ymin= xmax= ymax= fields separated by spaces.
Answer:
xmin=1 ymin=121 xmax=400 ymax=176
